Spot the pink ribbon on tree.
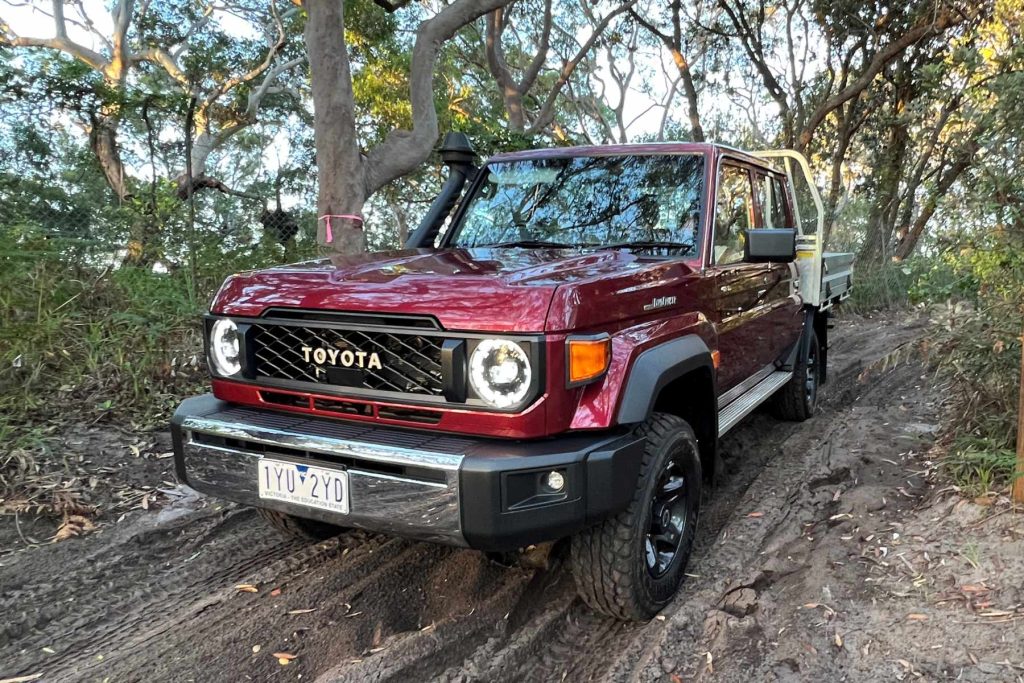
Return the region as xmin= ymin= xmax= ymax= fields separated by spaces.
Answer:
xmin=318 ymin=214 xmax=363 ymax=243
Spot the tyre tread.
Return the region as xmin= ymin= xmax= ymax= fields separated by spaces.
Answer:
xmin=570 ymin=413 xmax=698 ymax=620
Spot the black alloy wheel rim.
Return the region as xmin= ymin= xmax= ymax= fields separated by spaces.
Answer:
xmin=645 ymin=452 xmax=690 ymax=578
xmin=805 ymin=339 xmax=819 ymax=410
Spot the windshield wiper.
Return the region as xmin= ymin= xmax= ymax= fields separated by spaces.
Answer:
xmin=598 ymin=240 xmax=695 ymax=253
xmin=491 ymin=239 xmax=578 ymax=249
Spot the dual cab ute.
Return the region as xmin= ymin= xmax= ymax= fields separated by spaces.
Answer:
xmin=171 ymin=137 xmax=853 ymax=620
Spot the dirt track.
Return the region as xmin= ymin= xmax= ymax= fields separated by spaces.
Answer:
xmin=4 ymin=312 xmax=1021 ymax=682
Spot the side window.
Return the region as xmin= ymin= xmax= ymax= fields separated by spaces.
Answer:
xmin=761 ymin=174 xmax=790 ymax=229
xmin=714 ymin=165 xmax=754 ymax=265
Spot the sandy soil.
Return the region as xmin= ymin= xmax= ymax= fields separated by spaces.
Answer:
xmin=2 ymin=312 xmax=1021 ymax=683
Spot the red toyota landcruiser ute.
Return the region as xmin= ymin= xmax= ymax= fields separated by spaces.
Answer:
xmin=171 ymin=136 xmax=853 ymax=620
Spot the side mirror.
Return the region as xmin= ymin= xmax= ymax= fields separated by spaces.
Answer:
xmin=745 ymin=228 xmax=797 ymax=263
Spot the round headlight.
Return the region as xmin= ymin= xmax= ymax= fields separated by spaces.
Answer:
xmin=209 ymin=318 xmax=241 ymax=376
xmin=469 ymin=339 xmax=532 ymax=408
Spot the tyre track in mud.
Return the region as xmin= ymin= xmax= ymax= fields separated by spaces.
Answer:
xmin=315 ymin=313 xmax=930 ymax=683
xmin=0 ymin=313 xmax=927 ymax=683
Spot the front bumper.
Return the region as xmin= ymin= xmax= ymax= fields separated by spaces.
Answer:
xmin=171 ymin=395 xmax=645 ymax=551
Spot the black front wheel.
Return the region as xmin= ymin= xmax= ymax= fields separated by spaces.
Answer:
xmin=570 ymin=413 xmax=702 ymax=621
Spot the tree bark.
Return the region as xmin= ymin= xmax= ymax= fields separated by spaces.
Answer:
xmin=304 ymin=0 xmax=368 ymax=254
xmin=858 ymin=123 xmax=907 ymax=264
xmin=669 ymin=49 xmax=705 ymax=142
xmin=90 ymin=109 xmax=131 ymax=202
xmin=1013 ymin=329 xmax=1024 ymax=503
xmin=305 ymin=0 xmax=512 ymax=253
xmin=892 ymin=148 xmax=976 ymax=260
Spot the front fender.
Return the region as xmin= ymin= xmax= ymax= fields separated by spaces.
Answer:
xmin=616 ymin=335 xmax=715 ymax=424
xmin=567 ymin=314 xmax=717 ymax=430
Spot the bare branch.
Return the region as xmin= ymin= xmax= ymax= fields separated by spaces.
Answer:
xmin=110 ymin=0 xmax=135 ymax=80
xmin=244 ymin=56 xmax=305 ymax=118
xmin=518 ymin=0 xmax=553 ymax=93
xmin=365 ymin=0 xmax=514 ymax=194
xmin=798 ymin=8 xmax=964 ymax=150
xmin=203 ymin=0 xmax=288 ymax=109
xmin=526 ymin=0 xmax=638 ymax=136
xmin=0 ymin=0 xmax=110 ymax=72
xmin=484 ymin=8 xmax=516 ymax=91
xmin=131 ymin=47 xmax=191 ymax=88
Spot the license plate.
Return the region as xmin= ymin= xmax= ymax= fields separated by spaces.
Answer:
xmin=257 ymin=458 xmax=350 ymax=514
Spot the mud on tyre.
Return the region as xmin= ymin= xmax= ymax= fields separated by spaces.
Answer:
xmin=570 ymin=413 xmax=701 ymax=621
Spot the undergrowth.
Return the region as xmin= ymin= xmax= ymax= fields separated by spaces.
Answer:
xmin=0 ymin=237 xmax=302 ymax=443
xmin=918 ymin=233 xmax=1023 ymax=496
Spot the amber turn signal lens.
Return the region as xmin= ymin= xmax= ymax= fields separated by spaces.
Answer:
xmin=568 ymin=336 xmax=611 ymax=385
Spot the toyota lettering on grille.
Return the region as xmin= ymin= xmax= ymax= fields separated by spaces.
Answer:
xmin=301 ymin=345 xmax=383 ymax=370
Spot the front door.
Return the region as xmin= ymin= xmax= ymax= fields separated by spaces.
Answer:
xmin=709 ymin=163 xmax=793 ymax=393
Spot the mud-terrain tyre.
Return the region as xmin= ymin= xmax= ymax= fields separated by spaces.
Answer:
xmin=257 ymin=508 xmax=344 ymax=542
xmin=570 ymin=413 xmax=701 ymax=621
xmin=771 ymin=329 xmax=820 ymax=422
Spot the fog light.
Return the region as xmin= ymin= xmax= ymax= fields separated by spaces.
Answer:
xmin=544 ymin=471 xmax=565 ymax=492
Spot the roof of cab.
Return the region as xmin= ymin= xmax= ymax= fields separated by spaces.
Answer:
xmin=486 ymin=142 xmax=770 ymax=169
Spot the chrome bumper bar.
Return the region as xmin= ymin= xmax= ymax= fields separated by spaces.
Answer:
xmin=172 ymin=398 xmax=469 ymax=545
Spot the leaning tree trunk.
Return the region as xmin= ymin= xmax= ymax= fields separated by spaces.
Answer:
xmin=90 ymin=109 xmax=131 ymax=203
xmin=669 ymin=49 xmax=705 ymax=142
xmin=305 ymin=0 xmax=368 ymax=255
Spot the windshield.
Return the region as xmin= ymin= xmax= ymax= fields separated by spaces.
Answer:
xmin=451 ymin=154 xmax=704 ymax=253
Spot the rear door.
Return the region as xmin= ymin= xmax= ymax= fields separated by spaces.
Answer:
xmin=752 ymin=171 xmax=803 ymax=365
xmin=709 ymin=162 xmax=770 ymax=391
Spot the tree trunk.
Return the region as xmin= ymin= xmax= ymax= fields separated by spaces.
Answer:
xmin=304 ymin=0 xmax=368 ymax=255
xmin=668 ymin=49 xmax=704 ymax=142
xmin=858 ymin=127 xmax=907 ymax=264
xmin=892 ymin=152 xmax=975 ymax=260
xmin=1013 ymin=328 xmax=1024 ymax=503
xmin=90 ymin=109 xmax=131 ymax=202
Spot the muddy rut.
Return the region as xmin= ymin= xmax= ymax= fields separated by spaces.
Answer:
xmin=0 ymin=313 xmax=933 ymax=682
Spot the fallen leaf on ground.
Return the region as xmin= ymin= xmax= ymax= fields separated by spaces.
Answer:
xmin=0 ymin=675 xmax=43 ymax=683
xmin=252 ymin=645 xmax=261 ymax=654
xmin=834 ymin=632 xmax=843 ymax=648
xmin=288 ymin=608 xmax=316 ymax=615
xmin=273 ymin=652 xmax=297 ymax=665
xmin=53 ymin=515 xmax=96 ymax=542
xmin=746 ymin=512 xmax=764 ymax=518
xmin=906 ymin=613 xmax=928 ymax=621
xmin=235 ymin=584 xmax=259 ymax=593
xmin=270 ymin=588 xmax=282 ymax=597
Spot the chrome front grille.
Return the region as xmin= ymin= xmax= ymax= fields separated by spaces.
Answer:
xmin=249 ymin=323 xmax=445 ymax=396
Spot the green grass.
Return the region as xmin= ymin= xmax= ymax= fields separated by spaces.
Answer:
xmin=0 ymin=238 xmax=303 ymax=432
xmin=844 ymin=262 xmax=918 ymax=313
xmin=943 ymin=437 xmax=1018 ymax=498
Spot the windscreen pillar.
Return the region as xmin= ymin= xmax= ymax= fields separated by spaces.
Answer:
xmin=405 ymin=132 xmax=477 ymax=249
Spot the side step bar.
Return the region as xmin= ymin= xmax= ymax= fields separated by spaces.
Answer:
xmin=717 ymin=371 xmax=792 ymax=437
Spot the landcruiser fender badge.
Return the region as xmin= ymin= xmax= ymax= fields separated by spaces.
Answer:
xmin=301 ymin=345 xmax=383 ymax=370
xmin=643 ymin=295 xmax=677 ymax=311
